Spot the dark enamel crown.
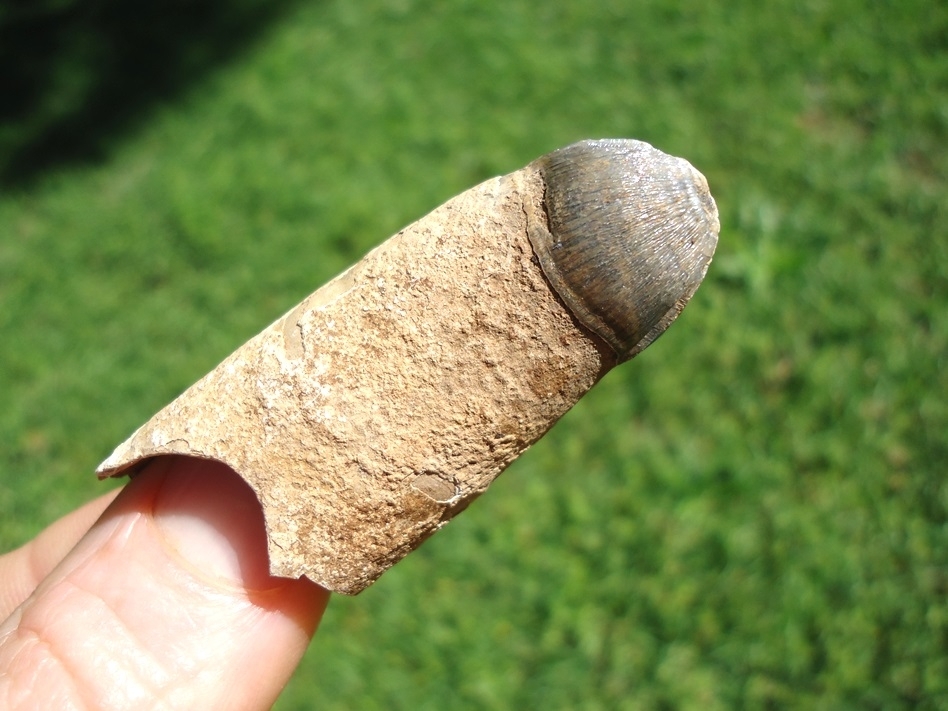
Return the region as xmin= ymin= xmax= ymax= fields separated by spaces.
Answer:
xmin=527 ymin=139 xmax=719 ymax=362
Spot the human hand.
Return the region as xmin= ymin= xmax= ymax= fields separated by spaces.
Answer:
xmin=0 ymin=456 xmax=329 ymax=709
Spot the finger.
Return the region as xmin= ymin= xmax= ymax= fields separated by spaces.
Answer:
xmin=0 ymin=489 xmax=122 ymax=620
xmin=0 ymin=456 xmax=329 ymax=710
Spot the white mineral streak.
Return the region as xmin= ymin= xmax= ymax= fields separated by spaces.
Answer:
xmin=97 ymin=169 xmax=611 ymax=594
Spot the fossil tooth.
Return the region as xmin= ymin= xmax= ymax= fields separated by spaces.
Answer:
xmin=97 ymin=139 xmax=719 ymax=595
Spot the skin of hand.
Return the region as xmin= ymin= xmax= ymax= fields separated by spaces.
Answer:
xmin=0 ymin=456 xmax=330 ymax=710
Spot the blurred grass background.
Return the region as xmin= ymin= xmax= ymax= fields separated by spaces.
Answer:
xmin=1 ymin=0 xmax=945 ymax=707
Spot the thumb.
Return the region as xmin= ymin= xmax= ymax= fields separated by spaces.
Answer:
xmin=0 ymin=456 xmax=329 ymax=710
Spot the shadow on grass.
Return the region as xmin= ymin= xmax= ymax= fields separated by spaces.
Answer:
xmin=0 ymin=0 xmax=303 ymax=189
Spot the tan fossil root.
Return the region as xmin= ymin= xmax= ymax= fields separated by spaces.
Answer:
xmin=97 ymin=139 xmax=719 ymax=595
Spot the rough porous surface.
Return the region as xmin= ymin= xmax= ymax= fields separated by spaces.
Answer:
xmin=98 ymin=168 xmax=614 ymax=594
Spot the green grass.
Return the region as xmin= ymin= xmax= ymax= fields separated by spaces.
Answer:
xmin=2 ymin=0 xmax=946 ymax=707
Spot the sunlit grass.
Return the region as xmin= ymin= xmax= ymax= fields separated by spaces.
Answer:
xmin=1 ymin=0 xmax=945 ymax=707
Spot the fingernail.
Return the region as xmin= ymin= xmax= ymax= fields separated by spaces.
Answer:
xmin=151 ymin=457 xmax=272 ymax=588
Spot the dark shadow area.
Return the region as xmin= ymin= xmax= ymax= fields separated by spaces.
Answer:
xmin=0 ymin=0 xmax=303 ymax=188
